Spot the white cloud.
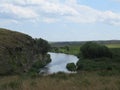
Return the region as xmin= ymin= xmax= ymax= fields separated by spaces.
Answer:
xmin=0 ymin=3 xmax=38 ymax=20
xmin=0 ymin=0 xmax=120 ymax=25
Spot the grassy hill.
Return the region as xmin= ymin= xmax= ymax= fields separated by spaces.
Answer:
xmin=51 ymin=40 xmax=120 ymax=47
xmin=50 ymin=40 xmax=120 ymax=55
xmin=0 ymin=28 xmax=50 ymax=75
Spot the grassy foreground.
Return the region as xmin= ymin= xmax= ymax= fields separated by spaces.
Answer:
xmin=0 ymin=72 xmax=120 ymax=90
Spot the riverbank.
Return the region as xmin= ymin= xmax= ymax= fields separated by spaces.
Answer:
xmin=51 ymin=44 xmax=120 ymax=73
xmin=0 ymin=71 xmax=120 ymax=90
xmin=40 ymin=52 xmax=78 ymax=74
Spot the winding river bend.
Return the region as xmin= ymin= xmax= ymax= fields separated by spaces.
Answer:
xmin=40 ymin=52 xmax=79 ymax=74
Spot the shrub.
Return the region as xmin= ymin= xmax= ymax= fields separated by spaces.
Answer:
xmin=66 ymin=63 xmax=76 ymax=71
xmin=76 ymin=58 xmax=120 ymax=71
xmin=29 ymin=54 xmax=51 ymax=74
xmin=35 ymin=38 xmax=51 ymax=55
xmin=80 ymin=42 xmax=112 ymax=59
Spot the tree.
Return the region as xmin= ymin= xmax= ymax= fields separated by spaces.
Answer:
xmin=80 ymin=42 xmax=112 ymax=59
xmin=64 ymin=46 xmax=69 ymax=51
xmin=35 ymin=38 xmax=50 ymax=55
xmin=66 ymin=63 xmax=76 ymax=71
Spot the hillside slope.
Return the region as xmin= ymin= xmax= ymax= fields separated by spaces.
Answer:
xmin=0 ymin=28 xmax=50 ymax=75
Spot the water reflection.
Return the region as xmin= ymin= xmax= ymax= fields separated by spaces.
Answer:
xmin=40 ymin=52 xmax=79 ymax=74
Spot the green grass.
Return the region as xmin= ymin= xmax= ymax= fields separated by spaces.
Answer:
xmin=77 ymin=58 xmax=120 ymax=72
xmin=105 ymin=44 xmax=120 ymax=48
xmin=51 ymin=43 xmax=120 ymax=56
xmin=68 ymin=46 xmax=81 ymax=55
xmin=51 ymin=45 xmax=81 ymax=55
xmin=61 ymin=45 xmax=80 ymax=55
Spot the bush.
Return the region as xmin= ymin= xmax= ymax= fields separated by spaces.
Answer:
xmin=76 ymin=57 xmax=120 ymax=71
xmin=29 ymin=54 xmax=51 ymax=74
xmin=35 ymin=38 xmax=51 ymax=55
xmin=66 ymin=63 xmax=76 ymax=71
xmin=80 ymin=42 xmax=112 ymax=59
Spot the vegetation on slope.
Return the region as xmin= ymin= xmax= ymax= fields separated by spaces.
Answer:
xmin=0 ymin=28 xmax=51 ymax=75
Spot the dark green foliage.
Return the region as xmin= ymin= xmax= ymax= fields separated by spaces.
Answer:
xmin=63 ymin=46 xmax=70 ymax=51
xmin=66 ymin=63 xmax=76 ymax=71
xmin=77 ymin=58 xmax=110 ymax=71
xmin=52 ymin=47 xmax=59 ymax=52
xmin=111 ymin=48 xmax=120 ymax=62
xmin=80 ymin=42 xmax=112 ymax=59
xmin=35 ymin=38 xmax=50 ymax=55
xmin=76 ymin=57 xmax=120 ymax=72
xmin=29 ymin=54 xmax=51 ymax=73
xmin=77 ymin=47 xmax=120 ymax=72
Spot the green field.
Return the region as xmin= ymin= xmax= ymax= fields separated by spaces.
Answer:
xmin=51 ymin=43 xmax=120 ymax=56
xmin=105 ymin=44 xmax=120 ymax=48
xmin=58 ymin=45 xmax=81 ymax=55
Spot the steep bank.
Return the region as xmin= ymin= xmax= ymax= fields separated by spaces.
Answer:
xmin=0 ymin=28 xmax=51 ymax=75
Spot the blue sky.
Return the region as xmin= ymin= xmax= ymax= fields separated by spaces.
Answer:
xmin=0 ymin=0 xmax=120 ymax=41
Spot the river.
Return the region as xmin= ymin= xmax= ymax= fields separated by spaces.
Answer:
xmin=40 ymin=52 xmax=79 ymax=74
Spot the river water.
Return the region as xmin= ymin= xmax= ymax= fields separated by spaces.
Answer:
xmin=40 ymin=52 xmax=79 ymax=74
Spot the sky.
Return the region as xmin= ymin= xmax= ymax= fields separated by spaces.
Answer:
xmin=0 ymin=0 xmax=120 ymax=41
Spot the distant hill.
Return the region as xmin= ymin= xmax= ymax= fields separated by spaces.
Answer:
xmin=51 ymin=40 xmax=120 ymax=47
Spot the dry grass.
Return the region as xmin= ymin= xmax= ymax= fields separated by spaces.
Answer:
xmin=0 ymin=72 xmax=120 ymax=90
